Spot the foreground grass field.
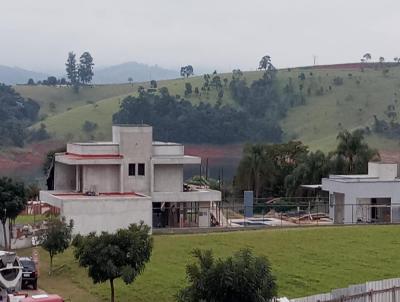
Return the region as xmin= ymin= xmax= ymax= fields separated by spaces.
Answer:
xmin=19 ymin=225 xmax=400 ymax=302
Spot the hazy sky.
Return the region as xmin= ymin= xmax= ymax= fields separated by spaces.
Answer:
xmin=1 ymin=0 xmax=399 ymax=73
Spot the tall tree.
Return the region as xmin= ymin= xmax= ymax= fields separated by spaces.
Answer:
xmin=78 ymin=52 xmax=95 ymax=85
xmin=335 ymin=129 xmax=379 ymax=174
xmin=258 ymin=55 xmax=273 ymax=70
xmin=176 ymin=249 xmax=277 ymax=302
xmin=0 ymin=177 xmax=27 ymax=250
xmin=150 ymin=80 xmax=157 ymax=88
xmin=40 ymin=216 xmax=73 ymax=275
xmin=65 ymin=52 xmax=78 ymax=86
xmin=235 ymin=144 xmax=272 ymax=199
xmin=363 ymin=53 xmax=372 ymax=62
xmin=128 ymin=77 xmax=133 ymax=86
xmin=180 ymin=65 xmax=194 ymax=78
xmin=72 ymin=222 xmax=153 ymax=302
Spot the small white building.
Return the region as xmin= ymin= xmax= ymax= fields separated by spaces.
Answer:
xmin=40 ymin=125 xmax=221 ymax=234
xmin=322 ymin=162 xmax=400 ymax=224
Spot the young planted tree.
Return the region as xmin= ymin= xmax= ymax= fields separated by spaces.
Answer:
xmin=72 ymin=222 xmax=153 ymax=302
xmin=40 ymin=216 xmax=73 ymax=275
xmin=0 ymin=177 xmax=27 ymax=250
xmin=176 ymin=249 xmax=277 ymax=302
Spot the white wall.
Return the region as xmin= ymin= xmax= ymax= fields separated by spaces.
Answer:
xmin=67 ymin=143 xmax=119 ymax=155
xmin=368 ymin=162 xmax=399 ymax=179
xmin=154 ymin=165 xmax=183 ymax=192
xmin=113 ymin=126 xmax=153 ymax=194
xmin=83 ymin=165 xmax=120 ymax=193
xmin=323 ymin=178 xmax=400 ymax=223
xmin=54 ymin=163 xmax=75 ymax=191
xmin=61 ymin=197 xmax=153 ymax=235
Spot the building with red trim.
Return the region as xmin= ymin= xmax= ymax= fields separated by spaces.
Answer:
xmin=40 ymin=125 xmax=221 ymax=234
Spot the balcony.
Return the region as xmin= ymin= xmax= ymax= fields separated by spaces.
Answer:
xmin=67 ymin=142 xmax=120 ymax=156
xmin=40 ymin=190 xmax=149 ymax=208
xmin=152 ymin=189 xmax=221 ymax=202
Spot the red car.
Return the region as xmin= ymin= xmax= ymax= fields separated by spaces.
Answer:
xmin=19 ymin=294 xmax=64 ymax=302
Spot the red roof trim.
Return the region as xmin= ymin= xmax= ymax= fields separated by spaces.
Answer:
xmin=65 ymin=152 xmax=123 ymax=159
xmin=53 ymin=192 xmax=143 ymax=197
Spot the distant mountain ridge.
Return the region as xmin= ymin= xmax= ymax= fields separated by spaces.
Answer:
xmin=93 ymin=61 xmax=179 ymax=84
xmin=0 ymin=61 xmax=179 ymax=85
xmin=0 ymin=65 xmax=48 ymax=85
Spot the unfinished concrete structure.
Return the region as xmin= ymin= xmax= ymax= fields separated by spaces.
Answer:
xmin=40 ymin=125 xmax=221 ymax=234
xmin=322 ymin=162 xmax=400 ymax=224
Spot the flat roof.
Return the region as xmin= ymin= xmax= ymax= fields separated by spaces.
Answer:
xmin=301 ymin=184 xmax=322 ymax=189
xmin=51 ymin=191 xmax=148 ymax=200
xmin=153 ymin=141 xmax=182 ymax=146
xmin=324 ymin=176 xmax=400 ymax=183
xmin=70 ymin=142 xmax=118 ymax=146
xmin=112 ymin=124 xmax=151 ymax=127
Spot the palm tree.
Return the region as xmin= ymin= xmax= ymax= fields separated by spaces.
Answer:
xmin=236 ymin=144 xmax=274 ymax=199
xmin=335 ymin=130 xmax=379 ymax=174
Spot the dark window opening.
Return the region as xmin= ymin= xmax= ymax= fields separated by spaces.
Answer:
xmin=138 ymin=163 xmax=145 ymax=176
xmin=128 ymin=164 xmax=136 ymax=176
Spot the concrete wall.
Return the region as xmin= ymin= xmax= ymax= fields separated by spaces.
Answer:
xmin=67 ymin=143 xmax=119 ymax=155
xmin=54 ymin=163 xmax=76 ymax=191
xmin=113 ymin=126 xmax=152 ymax=194
xmin=323 ymin=178 xmax=400 ymax=223
xmin=83 ymin=165 xmax=120 ymax=193
xmin=154 ymin=165 xmax=183 ymax=192
xmin=152 ymin=144 xmax=184 ymax=156
xmin=368 ymin=162 xmax=399 ymax=179
xmin=61 ymin=197 xmax=153 ymax=235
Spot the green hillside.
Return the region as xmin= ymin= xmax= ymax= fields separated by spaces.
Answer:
xmin=20 ymin=66 xmax=400 ymax=151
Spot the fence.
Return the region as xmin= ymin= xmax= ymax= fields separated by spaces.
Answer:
xmin=152 ymin=198 xmax=400 ymax=229
xmin=289 ymin=278 xmax=400 ymax=302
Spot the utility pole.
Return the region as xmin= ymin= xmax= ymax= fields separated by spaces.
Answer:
xmin=313 ymin=54 xmax=317 ymax=66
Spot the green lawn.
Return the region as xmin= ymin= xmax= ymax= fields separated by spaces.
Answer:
xmin=18 ymin=225 xmax=400 ymax=302
xmin=15 ymin=214 xmax=46 ymax=225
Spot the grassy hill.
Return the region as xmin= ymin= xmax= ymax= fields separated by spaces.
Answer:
xmin=18 ymin=66 xmax=400 ymax=151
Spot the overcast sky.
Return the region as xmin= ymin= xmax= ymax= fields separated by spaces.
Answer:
xmin=1 ymin=0 xmax=399 ymax=73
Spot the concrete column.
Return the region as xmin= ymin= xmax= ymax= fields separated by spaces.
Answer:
xmin=119 ymin=164 xmax=124 ymax=193
xmin=179 ymin=203 xmax=184 ymax=228
xmin=75 ymin=165 xmax=79 ymax=192
xmin=150 ymin=161 xmax=154 ymax=194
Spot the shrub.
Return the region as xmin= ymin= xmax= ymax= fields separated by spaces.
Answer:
xmin=176 ymin=249 xmax=277 ymax=302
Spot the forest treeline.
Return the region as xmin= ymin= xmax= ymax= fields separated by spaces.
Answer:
xmin=113 ymin=70 xmax=303 ymax=144
xmin=0 ymin=84 xmax=49 ymax=147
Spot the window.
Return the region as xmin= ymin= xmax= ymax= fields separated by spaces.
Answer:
xmin=128 ymin=164 xmax=135 ymax=176
xmin=138 ymin=163 xmax=145 ymax=176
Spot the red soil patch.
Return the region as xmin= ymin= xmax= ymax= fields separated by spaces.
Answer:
xmin=378 ymin=150 xmax=400 ymax=164
xmin=185 ymin=144 xmax=243 ymax=164
xmin=0 ymin=140 xmax=64 ymax=176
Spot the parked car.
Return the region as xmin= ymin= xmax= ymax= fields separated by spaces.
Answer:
xmin=19 ymin=294 xmax=64 ymax=302
xmin=19 ymin=258 xmax=37 ymax=290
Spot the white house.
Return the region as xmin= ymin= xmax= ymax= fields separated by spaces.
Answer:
xmin=40 ymin=125 xmax=221 ymax=234
xmin=322 ymin=162 xmax=400 ymax=224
